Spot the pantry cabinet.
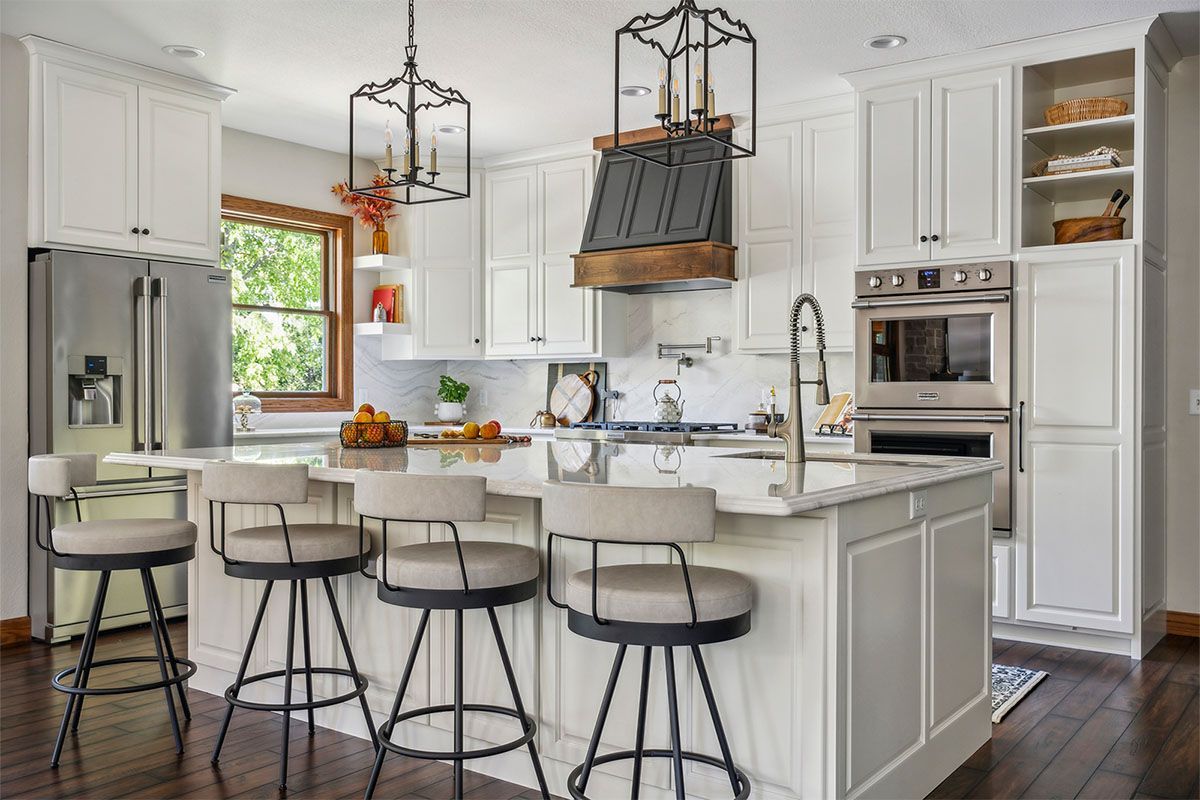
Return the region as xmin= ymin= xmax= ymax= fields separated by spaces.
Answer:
xmin=734 ymin=107 xmax=854 ymax=353
xmin=485 ymin=155 xmax=623 ymax=359
xmin=856 ymin=66 xmax=1011 ymax=266
xmin=24 ymin=37 xmax=230 ymax=263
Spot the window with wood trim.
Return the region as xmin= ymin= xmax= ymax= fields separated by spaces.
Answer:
xmin=220 ymin=195 xmax=354 ymax=411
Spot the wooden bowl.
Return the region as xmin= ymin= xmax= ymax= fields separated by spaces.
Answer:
xmin=1052 ymin=216 xmax=1125 ymax=245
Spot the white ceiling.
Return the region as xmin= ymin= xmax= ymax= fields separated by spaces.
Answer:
xmin=2 ymin=0 xmax=1197 ymax=159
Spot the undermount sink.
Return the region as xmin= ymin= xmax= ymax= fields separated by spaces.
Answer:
xmin=715 ymin=451 xmax=947 ymax=468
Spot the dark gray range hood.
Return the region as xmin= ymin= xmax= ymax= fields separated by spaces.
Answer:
xmin=572 ymin=136 xmax=735 ymax=293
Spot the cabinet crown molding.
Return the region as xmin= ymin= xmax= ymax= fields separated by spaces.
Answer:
xmin=20 ymin=34 xmax=236 ymax=101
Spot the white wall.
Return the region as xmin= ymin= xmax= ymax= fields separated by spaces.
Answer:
xmin=1 ymin=33 xmax=30 ymax=621
xmin=1165 ymin=54 xmax=1200 ymax=615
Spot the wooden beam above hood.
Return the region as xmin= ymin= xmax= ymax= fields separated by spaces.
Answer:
xmin=571 ymin=240 xmax=736 ymax=293
xmin=592 ymin=114 xmax=735 ymax=152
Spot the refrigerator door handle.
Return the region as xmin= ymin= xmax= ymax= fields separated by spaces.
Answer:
xmin=135 ymin=276 xmax=152 ymax=453
xmin=152 ymin=277 xmax=168 ymax=451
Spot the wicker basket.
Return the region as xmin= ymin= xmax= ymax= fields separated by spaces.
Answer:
xmin=339 ymin=419 xmax=408 ymax=448
xmin=1044 ymin=97 xmax=1128 ymax=126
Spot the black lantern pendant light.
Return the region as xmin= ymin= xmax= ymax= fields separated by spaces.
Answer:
xmin=347 ymin=0 xmax=470 ymax=204
xmin=613 ymin=0 xmax=756 ymax=169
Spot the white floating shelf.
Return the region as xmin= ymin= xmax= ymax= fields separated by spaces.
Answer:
xmin=353 ymin=254 xmax=412 ymax=273
xmin=1022 ymin=115 xmax=1135 ymax=159
xmin=354 ymin=321 xmax=411 ymax=336
xmin=1022 ymin=114 xmax=1135 ymax=138
xmin=1022 ymin=165 xmax=1134 ymax=204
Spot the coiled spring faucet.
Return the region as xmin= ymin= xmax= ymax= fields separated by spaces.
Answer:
xmin=767 ymin=293 xmax=830 ymax=463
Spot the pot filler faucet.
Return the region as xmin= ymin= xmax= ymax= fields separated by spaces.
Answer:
xmin=768 ymin=293 xmax=830 ymax=463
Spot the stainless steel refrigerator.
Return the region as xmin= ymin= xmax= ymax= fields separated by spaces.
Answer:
xmin=28 ymin=250 xmax=232 ymax=643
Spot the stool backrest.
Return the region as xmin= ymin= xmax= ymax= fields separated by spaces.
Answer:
xmin=28 ymin=453 xmax=97 ymax=498
xmin=202 ymin=461 xmax=309 ymax=505
xmin=354 ymin=471 xmax=486 ymax=522
xmin=542 ymin=480 xmax=716 ymax=544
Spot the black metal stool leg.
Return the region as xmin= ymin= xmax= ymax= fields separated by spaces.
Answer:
xmin=486 ymin=607 xmax=550 ymax=799
xmin=51 ymin=570 xmax=109 ymax=767
xmin=68 ymin=570 xmax=111 ymax=733
xmin=454 ymin=608 xmax=464 ymax=800
xmin=663 ymin=646 xmax=686 ymax=800
xmin=299 ymin=579 xmax=316 ymax=735
xmin=322 ymin=577 xmax=379 ymax=750
xmin=630 ymin=645 xmax=653 ymax=800
xmin=692 ymin=645 xmax=741 ymax=795
xmin=279 ymin=579 xmax=299 ymax=789
xmin=577 ymin=643 xmax=628 ymax=794
xmin=147 ymin=571 xmax=191 ymax=720
xmin=212 ymin=579 xmax=274 ymax=763
xmin=364 ymin=608 xmax=430 ymax=800
xmin=140 ymin=569 xmax=183 ymax=754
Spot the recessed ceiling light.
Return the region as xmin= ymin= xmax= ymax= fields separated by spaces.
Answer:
xmin=162 ymin=44 xmax=206 ymax=59
xmin=864 ymin=35 xmax=907 ymax=50
xmin=619 ymin=85 xmax=652 ymax=97
xmin=434 ymin=124 xmax=466 ymax=135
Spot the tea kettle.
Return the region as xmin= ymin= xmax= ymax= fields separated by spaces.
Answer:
xmin=529 ymin=410 xmax=558 ymax=428
xmin=652 ymin=380 xmax=685 ymax=423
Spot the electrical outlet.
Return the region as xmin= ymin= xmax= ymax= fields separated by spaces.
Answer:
xmin=909 ymin=490 xmax=928 ymax=519
xmin=1191 ymin=389 xmax=1200 ymax=416
xmin=477 ymin=389 xmax=489 ymax=407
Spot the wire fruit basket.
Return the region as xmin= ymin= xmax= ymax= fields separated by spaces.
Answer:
xmin=339 ymin=420 xmax=409 ymax=448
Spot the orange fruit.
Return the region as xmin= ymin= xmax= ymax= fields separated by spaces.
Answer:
xmin=479 ymin=421 xmax=500 ymax=440
xmin=373 ymin=410 xmax=390 ymax=423
xmin=462 ymin=421 xmax=480 ymax=439
xmin=340 ymin=425 xmax=359 ymax=447
xmin=385 ymin=423 xmax=405 ymax=443
xmin=362 ymin=423 xmax=385 ymax=444
xmin=480 ymin=448 xmax=501 ymax=463
xmin=486 ymin=419 xmax=502 ymax=435
xmin=357 ymin=403 xmax=375 ymax=416
xmin=353 ymin=410 xmax=373 ymax=423
xmin=462 ymin=447 xmax=481 ymax=464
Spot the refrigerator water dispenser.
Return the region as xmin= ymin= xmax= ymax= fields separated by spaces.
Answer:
xmin=68 ymin=354 xmax=122 ymax=427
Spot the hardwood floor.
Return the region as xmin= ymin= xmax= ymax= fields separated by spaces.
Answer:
xmin=929 ymin=635 xmax=1199 ymax=800
xmin=2 ymin=622 xmax=1196 ymax=799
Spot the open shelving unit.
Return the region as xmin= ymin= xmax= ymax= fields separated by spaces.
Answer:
xmin=1020 ymin=49 xmax=1136 ymax=248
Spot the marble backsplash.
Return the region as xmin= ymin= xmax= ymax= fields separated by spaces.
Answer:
xmin=253 ymin=289 xmax=852 ymax=432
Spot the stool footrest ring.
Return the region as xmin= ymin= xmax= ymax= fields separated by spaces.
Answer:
xmin=567 ymin=749 xmax=751 ymax=800
xmin=380 ymin=703 xmax=537 ymax=761
xmin=52 ymin=656 xmax=196 ymax=697
xmin=223 ymin=667 xmax=367 ymax=712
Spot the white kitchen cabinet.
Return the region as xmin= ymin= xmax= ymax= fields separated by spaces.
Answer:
xmin=992 ymin=543 xmax=1012 ymax=619
xmin=25 ymin=37 xmax=231 ymax=263
xmin=1013 ymin=245 xmax=1135 ymax=634
xmin=734 ymin=107 xmax=854 ymax=353
xmin=856 ymin=67 xmax=1011 ymax=266
xmin=485 ymin=156 xmax=623 ymax=359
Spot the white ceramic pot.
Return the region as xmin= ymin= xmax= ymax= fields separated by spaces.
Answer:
xmin=436 ymin=402 xmax=464 ymax=423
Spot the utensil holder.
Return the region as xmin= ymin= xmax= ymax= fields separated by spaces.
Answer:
xmin=1052 ymin=216 xmax=1125 ymax=244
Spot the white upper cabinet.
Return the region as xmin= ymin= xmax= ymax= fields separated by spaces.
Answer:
xmin=26 ymin=37 xmax=231 ymax=263
xmin=857 ymin=66 xmax=1011 ymax=266
xmin=537 ymin=157 xmax=595 ymax=356
xmin=485 ymin=165 xmax=539 ymax=356
xmin=735 ymin=108 xmax=854 ymax=353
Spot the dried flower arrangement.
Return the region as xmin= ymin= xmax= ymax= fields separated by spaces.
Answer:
xmin=331 ymin=174 xmax=398 ymax=229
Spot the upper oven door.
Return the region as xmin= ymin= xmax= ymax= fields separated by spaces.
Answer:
xmin=854 ymin=290 xmax=1011 ymax=409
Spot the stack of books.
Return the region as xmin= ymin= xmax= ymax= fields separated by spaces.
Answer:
xmin=1044 ymin=152 xmax=1121 ymax=174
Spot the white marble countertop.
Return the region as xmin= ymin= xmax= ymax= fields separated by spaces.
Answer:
xmin=107 ymin=439 xmax=999 ymax=517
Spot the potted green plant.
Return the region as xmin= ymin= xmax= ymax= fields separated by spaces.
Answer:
xmin=435 ymin=375 xmax=470 ymax=423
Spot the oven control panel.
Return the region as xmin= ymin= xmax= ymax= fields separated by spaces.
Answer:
xmin=855 ymin=261 xmax=1011 ymax=297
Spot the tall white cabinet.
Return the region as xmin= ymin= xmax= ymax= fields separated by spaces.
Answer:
xmin=734 ymin=104 xmax=855 ymax=353
xmin=24 ymin=36 xmax=230 ymax=263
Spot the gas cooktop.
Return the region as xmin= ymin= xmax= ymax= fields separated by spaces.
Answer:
xmin=556 ymin=421 xmax=741 ymax=445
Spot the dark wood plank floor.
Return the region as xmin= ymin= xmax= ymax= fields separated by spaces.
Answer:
xmin=929 ymin=635 xmax=1199 ymax=800
xmin=2 ymin=623 xmax=1196 ymax=799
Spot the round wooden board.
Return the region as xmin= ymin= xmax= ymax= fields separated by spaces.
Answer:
xmin=550 ymin=372 xmax=595 ymax=425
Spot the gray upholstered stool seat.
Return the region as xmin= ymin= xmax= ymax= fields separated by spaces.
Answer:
xmin=225 ymin=523 xmax=366 ymax=564
xmin=566 ymin=564 xmax=752 ymax=625
xmin=377 ymin=541 xmax=539 ymax=591
xmin=52 ymin=517 xmax=197 ymax=556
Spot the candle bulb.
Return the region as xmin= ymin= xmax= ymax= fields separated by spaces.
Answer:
xmin=671 ymin=77 xmax=681 ymax=122
xmin=706 ymin=71 xmax=715 ymax=117
xmin=657 ymin=65 xmax=667 ymax=116
xmin=384 ymin=120 xmax=394 ymax=171
xmin=694 ymin=63 xmax=703 ymax=110
xmin=403 ymin=129 xmax=410 ymax=173
xmin=430 ymin=132 xmax=438 ymax=174
xmin=412 ymin=124 xmax=420 ymax=169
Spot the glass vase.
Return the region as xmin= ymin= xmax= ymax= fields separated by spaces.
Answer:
xmin=371 ymin=223 xmax=390 ymax=255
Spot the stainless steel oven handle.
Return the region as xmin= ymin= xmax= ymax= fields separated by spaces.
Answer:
xmin=851 ymin=413 xmax=1009 ymax=423
xmin=153 ymin=277 xmax=168 ymax=451
xmin=1017 ymin=401 xmax=1025 ymax=473
xmin=135 ymin=276 xmax=152 ymax=454
xmin=851 ymin=293 xmax=1010 ymax=309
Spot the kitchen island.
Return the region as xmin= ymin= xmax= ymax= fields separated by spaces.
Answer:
xmin=106 ymin=440 xmax=999 ymax=800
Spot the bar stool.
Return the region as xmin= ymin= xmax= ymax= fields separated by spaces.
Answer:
xmin=28 ymin=454 xmax=198 ymax=768
xmin=355 ymin=471 xmax=549 ymax=800
xmin=543 ymin=480 xmax=753 ymax=800
xmin=202 ymin=461 xmax=378 ymax=790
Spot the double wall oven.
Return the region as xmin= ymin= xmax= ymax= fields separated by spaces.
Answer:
xmin=852 ymin=261 xmax=1013 ymax=532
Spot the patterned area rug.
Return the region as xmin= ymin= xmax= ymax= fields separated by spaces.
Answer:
xmin=991 ymin=663 xmax=1049 ymax=723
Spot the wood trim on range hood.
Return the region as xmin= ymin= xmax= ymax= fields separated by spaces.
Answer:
xmin=592 ymin=114 xmax=735 ymax=152
xmin=571 ymin=241 xmax=736 ymax=294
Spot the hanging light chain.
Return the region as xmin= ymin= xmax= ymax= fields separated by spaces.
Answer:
xmin=408 ymin=0 xmax=416 ymax=49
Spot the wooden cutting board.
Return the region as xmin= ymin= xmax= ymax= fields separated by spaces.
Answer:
xmin=550 ymin=370 xmax=598 ymax=425
xmin=546 ymin=362 xmax=608 ymax=423
xmin=407 ymin=434 xmax=525 ymax=447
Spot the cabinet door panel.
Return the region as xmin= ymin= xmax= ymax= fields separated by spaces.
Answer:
xmin=137 ymin=86 xmax=220 ymax=261
xmin=857 ymin=81 xmax=929 ymax=265
xmin=930 ymin=67 xmax=1011 ymax=260
xmin=804 ymin=114 xmax=855 ymax=349
xmin=486 ymin=167 xmax=536 ymax=260
xmin=415 ymin=264 xmax=481 ymax=357
xmin=486 ymin=262 xmax=536 ymax=356
xmin=539 ymin=157 xmax=592 ymax=256
xmin=42 ymin=62 xmax=139 ymax=251
xmin=740 ymin=240 xmax=794 ymax=346
xmin=419 ymin=176 xmax=480 ymax=265
xmin=539 ymin=257 xmax=594 ymax=356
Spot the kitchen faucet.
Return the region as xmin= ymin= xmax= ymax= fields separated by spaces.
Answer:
xmin=768 ymin=293 xmax=830 ymax=463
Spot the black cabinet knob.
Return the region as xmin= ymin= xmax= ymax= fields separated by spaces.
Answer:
xmin=131 ymin=227 xmax=140 ymax=234
xmin=930 ymin=234 xmax=939 ymax=242
xmin=919 ymin=235 xmax=928 ymax=243
xmin=141 ymin=228 xmax=150 ymax=235
xmin=529 ymin=336 xmax=536 ymax=342
xmin=474 ymin=338 xmax=480 ymax=344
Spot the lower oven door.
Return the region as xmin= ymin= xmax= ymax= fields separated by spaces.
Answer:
xmin=852 ymin=410 xmax=1011 ymax=533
